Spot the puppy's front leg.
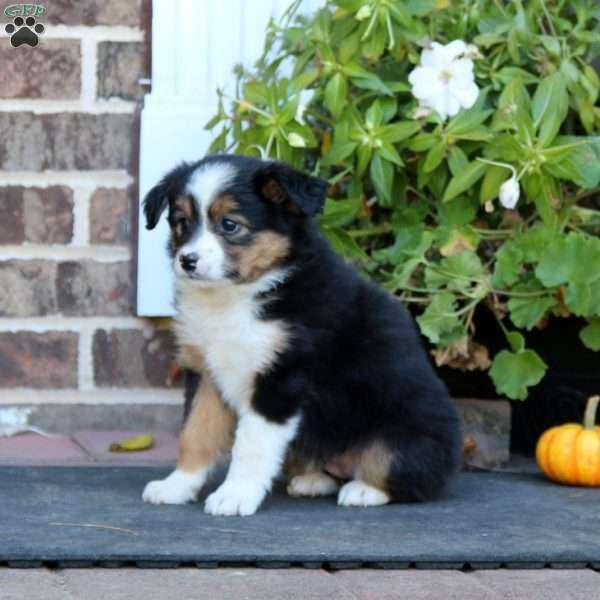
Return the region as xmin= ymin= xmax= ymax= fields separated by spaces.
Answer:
xmin=204 ymin=411 xmax=299 ymax=516
xmin=143 ymin=372 xmax=235 ymax=504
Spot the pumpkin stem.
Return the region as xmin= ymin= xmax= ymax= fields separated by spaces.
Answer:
xmin=583 ymin=395 xmax=600 ymax=430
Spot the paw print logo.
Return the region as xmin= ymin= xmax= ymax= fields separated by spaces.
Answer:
xmin=5 ymin=16 xmax=44 ymax=48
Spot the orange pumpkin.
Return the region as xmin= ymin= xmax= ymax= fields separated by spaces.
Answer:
xmin=536 ymin=395 xmax=600 ymax=486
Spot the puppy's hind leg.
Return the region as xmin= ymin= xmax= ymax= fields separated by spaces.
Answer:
xmin=143 ymin=372 xmax=236 ymax=504
xmin=287 ymin=471 xmax=339 ymax=497
xmin=335 ymin=442 xmax=392 ymax=507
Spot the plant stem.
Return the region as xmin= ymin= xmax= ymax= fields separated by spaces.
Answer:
xmin=348 ymin=225 xmax=391 ymax=238
xmin=583 ymin=395 xmax=600 ymax=430
xmin=492 ymin=288 xmax=552 ymax=298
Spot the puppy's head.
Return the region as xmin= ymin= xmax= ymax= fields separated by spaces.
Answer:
xmin=144 ymin=155 xmax=327 ymax=285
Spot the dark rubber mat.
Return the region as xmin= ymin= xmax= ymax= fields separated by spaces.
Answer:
xmin=1 ymin=467 xmax=599 ymax=568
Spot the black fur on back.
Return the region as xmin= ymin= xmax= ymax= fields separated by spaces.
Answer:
xmin=254 ymin=223 xmax=463 ymax=501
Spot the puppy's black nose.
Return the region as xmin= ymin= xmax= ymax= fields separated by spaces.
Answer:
xmin=179 ymin=252 xmax=198 ymax=272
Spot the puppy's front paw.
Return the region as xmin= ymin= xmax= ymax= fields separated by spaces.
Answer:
xmin=287 ymin=472 xmax=339 ymax=497
xmin=204 ymin=481 xmax=264 ymax=516
xmin=142 ymin=470 xmax=205 ymax=505
xmin=337 ymin=480 xmax=390 ymax=507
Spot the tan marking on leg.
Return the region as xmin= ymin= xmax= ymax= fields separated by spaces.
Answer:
xmin=177 ymin=371 xmax=236 ymax=473
xmin=231 ymin=231 xmax=290 ymax=281
xmin=325 ymin=441 xmax=393 ymax=491
xmin=178 ymin=343 xmax=204 ymax=372
xmin=356 ymin=441 xmax=393 ymax=491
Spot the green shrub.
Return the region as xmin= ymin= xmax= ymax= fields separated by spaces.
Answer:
xmin=207 ymin=0 xmax=600 ymax=400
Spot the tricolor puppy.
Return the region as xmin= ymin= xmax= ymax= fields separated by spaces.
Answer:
xmin=142 ymin=155 xmax=462 ymax=516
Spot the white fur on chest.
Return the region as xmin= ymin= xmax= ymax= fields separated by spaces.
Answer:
xmin=175 ymin=274 xmax=288 ymax=413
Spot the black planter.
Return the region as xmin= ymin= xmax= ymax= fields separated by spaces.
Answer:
xmin=431 ymin=306 xmax=600 ymax=455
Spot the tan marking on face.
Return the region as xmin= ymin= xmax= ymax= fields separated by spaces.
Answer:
xmin=177 ymin=370 xmax=236 ymax=473
xmin=230 ymin=231 xmax=290 ymax=281
xmin=208 ymin=194 xmax=239 ymax=220
xmin=325 ymin=441 xmax=393 ymax=491
xmin=174 ymin=195 xmax=195 ymax=218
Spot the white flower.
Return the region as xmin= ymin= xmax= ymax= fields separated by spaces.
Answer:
xmin=408 ymin=40 xmax=479 ymax=121
xmin=287 ymin=132 xmax=307 ymax=148
xmin=499 ymin=176 xmax=520 ymax=209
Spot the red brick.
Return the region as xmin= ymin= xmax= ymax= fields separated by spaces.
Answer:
xmin=0 ymin=187 xmax=25 ymax=244
xmin=0 ymin=331 xmax=78 ymax=388
xmin=45 ymin=0 xmax=142 ymax=26
xmin=0 ymin=260 xmax=57 ymax=316
xmin=97 ymin=42 xmax=145 ymax=100
xmin=90 ymin=188 xmax=130 ymax=244
xmin=0 ymin=113 xmax=135 ymax=171
xmin=56 ymin=261 xmax=133 ymax=316
xmin=0 ymin=186 xmax=73 ymax=244
xmin=0 ymin=40 xmax=80 ymax=99
xmin=93 ymin=328 xmax=176 ymax=387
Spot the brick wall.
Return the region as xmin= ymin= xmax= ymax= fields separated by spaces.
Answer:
xmin=0 ymin=1 xmax=182 ymax=419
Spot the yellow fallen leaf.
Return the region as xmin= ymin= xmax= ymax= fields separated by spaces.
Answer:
xmin=109 ymin=433 xmax=154 ymax=453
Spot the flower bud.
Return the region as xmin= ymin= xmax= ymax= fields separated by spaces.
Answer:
xmin=499 ymin=176 xmax=520 ymax=209
xmin=356 ymin=4 xmax=372 ymax=20
xmin=287 ymin=132 xmax=307 ymax=148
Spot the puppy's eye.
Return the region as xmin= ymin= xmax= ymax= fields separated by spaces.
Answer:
xmin=221 ymin=217 xmax=240 ymax=234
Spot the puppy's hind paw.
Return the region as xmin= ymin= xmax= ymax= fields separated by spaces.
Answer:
xmin=142 ymin=469 xmax=205 ymax=505
xmin=337 ymin=480 xmax=390 ymax=507
xmin=287 ymin=472 xmax=339 ymax=497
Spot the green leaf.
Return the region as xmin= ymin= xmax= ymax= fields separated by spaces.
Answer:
xmin=480 ymin=164 xmax=509 ymax=204
xmin=580 ymin=320 xmax=600 ymax=351
xmin=423 ymin=141 xmax=447 ymax=173
xmin=325 ymin=73 xmax=348 ymax=118
xmin=442 ymin=161 xmax=486 ymax=202
xmin=365 ymin=100 xmax=383 ymax=129
xmin=370 ymin=154 xmax=394 ymax=204
xmin=321 ymin=226 xmax=368 ymax=261
xmin=536 ymin=233 xmax=600 ymax=287
xmin=319 ymin=197 xmax=361 ymax=228
xmin=322 ymin=141 xmax=357 ymax=165
xmin=565 ymin=280 xmax=600 ymax=317
xmin=378 ymin=142 xmax=404 ymax=166
xmin=380 ymin=121 xmax=420 ymax=144
xmin=492 ymin=243 xmax=523 ymax=288
xmin=448 ymin=146 xmax=469 ymax=177
xmin=543 ymin=137 xmax=600 ymax=189
xmin=425 ymin=251 xmax=484 ymax=292
xmin=416 ymin=292 xmax=463 ymax=344
xmin=507 ymin=288 xmax=557 ymax=330
xmin=489 ymin=349 xmax=547 ymax=400
xmin=532 ymin=72 xmax=568 ymax=147
xmin=506 ymin=331 xmax=525 ymax=353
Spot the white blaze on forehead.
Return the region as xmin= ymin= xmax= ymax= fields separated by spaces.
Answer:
xmin=177 ymin=162 xmax=237 ymax=282
xmin=186 ymin=162 xmax=237 ymax=214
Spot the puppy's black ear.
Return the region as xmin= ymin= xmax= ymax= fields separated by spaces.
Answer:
xmin=256 ymin=162 xmax=328 ymax=217
xmin=143 ymin=181 xmax=169 ymax=230
xmin=143 ymin=162 xmax=191 ymax=230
